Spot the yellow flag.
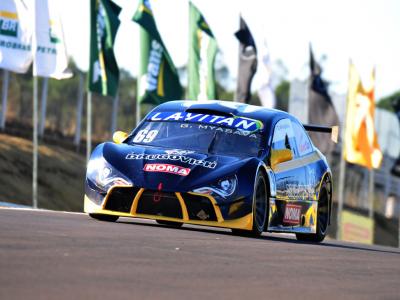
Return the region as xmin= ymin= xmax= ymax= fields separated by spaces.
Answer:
xmin=344 ymin=63 xmax=382 ymax=169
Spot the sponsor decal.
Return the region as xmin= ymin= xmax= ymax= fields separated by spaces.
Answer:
xmin=143 ymin=163 xmax=190 ymax=176
xmin=92 ymin=2 xmax=106 ymax=84
xmin=0 ymin=39 xmax=30 ymax=51
xmin=341 ymin=210 xmax=374 ymax=245
xmin=164 ymin=149 xmax=195 ymax=155
xmin=49 ymin=20 xmax=62 ymax=44
xmin=283 ymin=204 xmax=302 ymax=225
xmin=126 ymin=153 xmax=217 ymax=169
xmin=299 ymin=141 xmax=311 ymax=153
xmin=0 ymin=11 xmax=30 ymax=52
xmin=147 ymin=111 xmax=263 ymax=132
xmin=284 ymin=184 xmax=314 ymax=201
xmin=182 ymin=124 xmax=258 ymax=139
xmin=146 ymin=40 xmax=163 ymax=92
xmin=196 ymin=209 xmax=210 ymax=220
xmin=0 ymin=11 xmax=18 ymax=37
xmin=33 ymin=20 xmax=63 ymax=56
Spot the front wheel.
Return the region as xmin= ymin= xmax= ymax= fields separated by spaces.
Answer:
xmin=232 ymin=171 xmax=268 ymax=237
xmin=296 ymin=179 xmax=330 ymax=243
xmin=89 ymin=213 xmax=119 ymax=222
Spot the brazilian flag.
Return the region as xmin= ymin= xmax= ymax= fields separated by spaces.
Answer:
xmin=88 ymin=0 xmax=121 ymax=97
xmin=188 ymin=2 xmax=218 ymax=100
xmin=133 ymin=0 xmax=182 ymax=105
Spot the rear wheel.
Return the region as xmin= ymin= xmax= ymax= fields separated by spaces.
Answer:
xmin=156 ymin=220 xmax=183 ymax=228
xmin=296 ymin=179 xmax=330 ymax=243
xmin=232 ymin=171 xmax=268 ymax=237
xmin=89 ymin=213 xmax=119 ymax=222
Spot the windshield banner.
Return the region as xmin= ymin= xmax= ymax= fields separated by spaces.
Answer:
xmin=147 ymin=111 xmax=263 ymax=132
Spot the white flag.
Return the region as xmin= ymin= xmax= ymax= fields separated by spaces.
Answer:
xmin=32 ymin=0 xmax=72 ymax=79
xmin=258 ymin=83 xmax=275 ymax=108
xmin=0 ymin=0 xmax=32 ymax=73
xmin=257 ymin=40 xmax=275 ymax=108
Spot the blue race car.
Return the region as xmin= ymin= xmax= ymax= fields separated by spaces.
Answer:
xmin=84 ymin=100 xmax=337 ymax=242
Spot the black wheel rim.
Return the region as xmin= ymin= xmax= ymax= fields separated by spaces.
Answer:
xmin=318 ymin=188 xmax=329 ymax=235
xmin=254 ymin=175 xmax=267 ymax=232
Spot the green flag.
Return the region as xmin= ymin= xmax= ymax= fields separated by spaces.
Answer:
xmin=88 ymin=0 xmax=121 ymax=97
xmin=133 ymin=0 xmax=182 ymax=105
xmin=188 ymin=2 xmax=218 ymax=100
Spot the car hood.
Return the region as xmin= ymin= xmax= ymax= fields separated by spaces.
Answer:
xmin=102 ymin=142 xmax=254 ymax=192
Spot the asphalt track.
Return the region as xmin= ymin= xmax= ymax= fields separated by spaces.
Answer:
xmin=0 ymin=208 xmax=399 ymax=300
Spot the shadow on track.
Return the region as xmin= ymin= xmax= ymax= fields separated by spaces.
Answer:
xmin=113 ymin=218 xmax=400 ymax=255
xmin=264 ymin=235 xmax=400 ymax=255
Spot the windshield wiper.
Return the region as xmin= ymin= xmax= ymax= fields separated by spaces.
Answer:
xmin=207 ymin=131 xmax=218 ymax=154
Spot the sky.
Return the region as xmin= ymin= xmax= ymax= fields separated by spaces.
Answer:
xmin=60 ymin=0 xmax=400 ymax=100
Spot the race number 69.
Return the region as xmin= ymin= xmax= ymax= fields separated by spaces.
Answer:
xmin=133 ymin=130 xmax=158 ymax=143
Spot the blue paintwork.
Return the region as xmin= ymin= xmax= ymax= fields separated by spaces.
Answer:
xmin=85 ymin=100 xmax=332 ymax=231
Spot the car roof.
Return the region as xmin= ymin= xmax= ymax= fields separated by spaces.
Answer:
xmin=148 ymin=100 xmax=295 ymax=130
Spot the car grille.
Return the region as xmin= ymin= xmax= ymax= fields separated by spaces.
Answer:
xmin=182 ymin=193 xmax=217 ymax=221
xmin=104 ymin=187 xmax=218 ymax=222
xmin=136 ymin=191 xmax=183 ymax=219
xmin=104 ymin=187 xmax=140 ymax=213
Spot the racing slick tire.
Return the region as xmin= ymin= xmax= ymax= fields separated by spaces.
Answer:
xmin=296 ymin=179 xmax=330 ymax=243
xmin=156 ymin=220 xmax=183 ymax=228
xmin=89 ymin=213 xmax=119 ymax=222
xmin=232 ymin=171 xmax=268 ymax=237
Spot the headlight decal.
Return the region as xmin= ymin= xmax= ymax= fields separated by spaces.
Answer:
xmin=193 ymin=175 xmax=237 ymax=199
xmin=86 ymin=158 xmax=132 ymax=192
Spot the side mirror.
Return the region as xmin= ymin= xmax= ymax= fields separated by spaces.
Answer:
xmin=270 ymin=149 xmax=293 ymax=169
xmin=112 ymin=131 xmax=128 ymax=144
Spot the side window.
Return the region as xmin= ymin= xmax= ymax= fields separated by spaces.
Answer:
xmin=272 ymin=119 xmax=298 ymax=157
xmin=292 ymin=120 xmax=313 ymax=156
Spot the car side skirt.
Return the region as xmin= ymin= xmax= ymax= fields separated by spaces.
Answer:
xmin=267 ymin=199 xmax=318 ymax=234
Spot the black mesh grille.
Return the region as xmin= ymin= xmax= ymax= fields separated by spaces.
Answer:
xmin=105 ymin=187 xmax=139 ymax=213
xmin=183 ymin=193 xmax=217 ymax=221
xmin=136 ymin=191 xmax=183 ymax=219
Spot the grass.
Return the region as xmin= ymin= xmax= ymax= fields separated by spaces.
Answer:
xmin=0 ymin=133 xmax=86 ymax=212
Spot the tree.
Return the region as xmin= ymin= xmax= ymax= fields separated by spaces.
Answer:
xmin=275 ymin=80 xmax=290 ymax=111
xmin=376 ymin=90 xmax=400 ymax=112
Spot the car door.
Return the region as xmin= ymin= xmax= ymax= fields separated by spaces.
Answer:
xmin=291 ymin=120 xmax=319 ymax=202
xmin=269 ymin=118 xmax=308 ymax=227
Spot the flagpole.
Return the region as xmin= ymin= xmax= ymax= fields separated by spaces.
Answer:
xmin=233 ymin=14 xmax=240 ymax=103
xmin=337 ymin=132 xmax=346 ymax=240
xmin=337 ymin=60 xmax=356 ymax=241
xmin=1 ymin=69 xmax=9 ymax=130
xmin=86 ymin=91 xmax=92 ymax=163
xmin=33 ymin=76 xmax=39 ymax=209
xmin=336 ymin=89 xmax=351 ymax=241
xmin=136 ymin=86 xmax=140 ymax=126
xmin=39 ymin=77 xmax=49 ymax=137
xmin=368 ymin=169 xmax=374 ymax=218
xmin=136 ymin=29 xmax=141 ymax=127
xmin=136 ymin=25 xmax=147 ymax=127
xmin=111 ymin=92 xmax=119 ymax=134
xmin=399 ymin=189 xmax=400 ymax=248
xmin=74 ymin=72 xmax=84 ymax=150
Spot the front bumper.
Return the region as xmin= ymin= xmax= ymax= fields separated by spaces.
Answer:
xmin=84 ymin=185 xmax=253 ymax=230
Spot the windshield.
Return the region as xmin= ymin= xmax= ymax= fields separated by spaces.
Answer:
xmin=127 ymin=120 xmax=264 ymax=157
